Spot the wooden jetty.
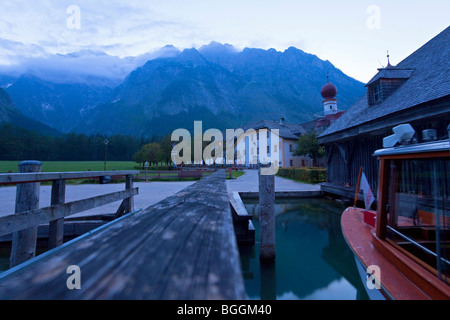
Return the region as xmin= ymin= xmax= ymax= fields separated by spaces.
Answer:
xmin=0 ymin=170 xmax=246 ymax=300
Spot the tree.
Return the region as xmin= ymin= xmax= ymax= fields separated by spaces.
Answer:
xmin=159 ymin=134 xmax=173 ymax=165
xmin=134 ymin=142 xmax=163 ymax=167
xmin=133 ymin=149 xmax=147 ymax=167
xmin=293 ymin=131 xmax=325 ymax=167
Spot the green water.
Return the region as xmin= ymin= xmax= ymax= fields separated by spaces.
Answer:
xmin=240 ymin=198 xmax=370 ymax=300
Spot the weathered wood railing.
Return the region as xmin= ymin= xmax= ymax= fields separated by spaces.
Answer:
xmin=136 ymin=168 xmax=233 ymax=180
xmin=0 ymin=163 xmax=139 ymax=268
xmin=0 ymin=170 xmax=246 ymax=299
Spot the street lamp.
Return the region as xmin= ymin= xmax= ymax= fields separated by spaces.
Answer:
xmin=103 ymin=138 xmax=109 ymax=171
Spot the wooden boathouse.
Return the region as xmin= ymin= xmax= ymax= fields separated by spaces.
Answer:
xmin=318 ymin=26 xmax=450 ymax=202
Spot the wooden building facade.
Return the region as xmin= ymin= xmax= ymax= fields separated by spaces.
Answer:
xmin=318 ymin=26 xmax=450 ymax=201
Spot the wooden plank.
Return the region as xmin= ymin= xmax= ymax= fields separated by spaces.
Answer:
xmin=229 ymin=192 xmax=255 ymax=244
xmin=229 ymin=192 xmax=252 ymax=221
xmin=0 ymin=171 xmax=245 ymax=300
xmin=114 ymin=200 xmax=126 ymax=219
xmin=0 ymin=170 xmax=139 ymax=185
xmin=0 ymin=188 xmax=138 ymax=237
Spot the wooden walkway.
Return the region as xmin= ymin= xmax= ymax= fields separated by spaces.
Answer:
xmin=0 ymin=170 xmax=246 ymax=299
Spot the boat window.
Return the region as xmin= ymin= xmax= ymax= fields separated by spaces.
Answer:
xmin=385 ymin=158 xmax=449 ymax=284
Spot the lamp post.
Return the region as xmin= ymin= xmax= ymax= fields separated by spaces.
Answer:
xmin=103 ymin=138 xmax=109 ymax=171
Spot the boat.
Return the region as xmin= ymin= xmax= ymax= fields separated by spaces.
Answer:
xmin=341 ymin=124 xmax=450 ymax=300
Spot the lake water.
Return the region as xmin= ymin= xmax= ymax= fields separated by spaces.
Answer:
xmin=240 ymin=198 xmax=370 ymax=300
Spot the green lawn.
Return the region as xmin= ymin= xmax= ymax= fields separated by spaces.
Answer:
xmin=0 ymin=161 xmax=137 ymax=173
xmin=231 ymin=170 xmax=245 ymax=179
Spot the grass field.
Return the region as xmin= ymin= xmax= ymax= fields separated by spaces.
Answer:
xmin=0 ymin=161 xmax=137 ymax=173
xmin=0 ymin=161 xmax=246 ymax=179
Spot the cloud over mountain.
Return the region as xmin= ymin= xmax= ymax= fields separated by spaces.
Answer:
xmin=2 ymin=42 xmax=366 ymax=136
xmin=0 ymin=44 xmax=182 ymax=86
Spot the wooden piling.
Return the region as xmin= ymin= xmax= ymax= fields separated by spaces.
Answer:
xmin=49 ymin=179 xmax=66 ymax=249
xmin=10 ymin=161 xmax=42 ymax=268
xmin=258 ymin=166 xmax=275 ymax=261
xmin=124 ymin=174 xmax=134 ymax=214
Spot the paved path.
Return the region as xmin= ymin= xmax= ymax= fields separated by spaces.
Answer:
xmin=0 ymin=170 xmax=319 ymax=218
xmin=0 ymin=181 xmax=195 ymax=218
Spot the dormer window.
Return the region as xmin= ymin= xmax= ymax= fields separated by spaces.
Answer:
xmin=372 ymin=82 xmax=382 ymax=103
xmin=366 ymin=67 xmax=414 ymax=106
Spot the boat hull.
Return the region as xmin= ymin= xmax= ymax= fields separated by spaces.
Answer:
xmin=352 ymin=254 xmax=387 ymax=300
xmin=341 ymin=207 xmax=442 ymax=300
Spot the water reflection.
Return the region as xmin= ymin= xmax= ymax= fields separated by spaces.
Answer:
xmin=240 ymin=198 xmax=369 ymax=300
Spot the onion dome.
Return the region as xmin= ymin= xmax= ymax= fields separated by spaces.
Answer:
xmin=321 ymin=82 xmax=338 ymax=99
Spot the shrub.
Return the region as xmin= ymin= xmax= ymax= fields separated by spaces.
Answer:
xmin=277 ymin=167 xmax=326 ymax=184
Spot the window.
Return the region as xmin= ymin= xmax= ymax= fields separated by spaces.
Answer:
xmin=289 ymin=144 xmax=293 ymax=152
xmin=372 ymin=83 xmax=381 ymax=103
xmin=289 ymin=159 xmax=294 ymax=167
xmin=384 ymin=158 xmax=450 ymax=283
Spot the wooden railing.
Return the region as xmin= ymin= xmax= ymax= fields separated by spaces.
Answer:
xmin=0 ymin=170 xmax=245 ymax=300
xmin=137 ymin=167 xmax=233 ymax=180
xmin=0 ymin=166 xmax=139 ymax=268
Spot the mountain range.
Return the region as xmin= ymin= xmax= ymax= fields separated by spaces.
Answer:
xmin=1 ymin=42 xmax=366 ymax=137
xmin=0 ymin=87 xmax=59 ymax=136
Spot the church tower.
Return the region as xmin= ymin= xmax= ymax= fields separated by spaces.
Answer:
xmin=321 ymin=77 xmax=338 ymax=116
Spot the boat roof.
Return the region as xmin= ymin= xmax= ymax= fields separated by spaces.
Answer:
xmin=373 ymin=139 xmax=450 ymax=157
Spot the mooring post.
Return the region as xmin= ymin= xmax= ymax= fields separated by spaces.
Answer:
xmin=10 ymin=160 xmax=42 ymax=268
xmin=258 ymin=165 xmax=275 ymax=261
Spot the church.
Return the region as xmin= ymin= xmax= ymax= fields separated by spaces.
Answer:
xmin=229 ymin=78 xmax=346 ymax=168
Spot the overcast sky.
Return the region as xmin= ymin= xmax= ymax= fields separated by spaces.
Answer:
xmin=0 ymin=0 xmax=449 ymax=83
